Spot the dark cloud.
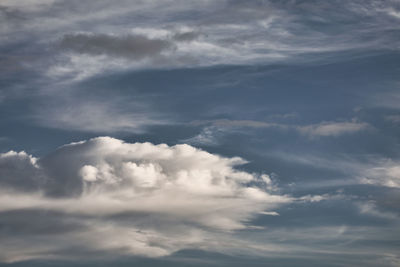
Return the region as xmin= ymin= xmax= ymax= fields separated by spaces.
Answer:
xmin=172 ymin=31 xmax=200 ymax=42
xmin=0 ymin=151 xmax=44 ymax=192
xmin=59 ymin=33 xmax=174 ymax=59
xmin=0 ymin=210 xmax=87 ymax=236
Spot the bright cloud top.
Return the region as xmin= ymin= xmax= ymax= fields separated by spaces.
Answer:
xmin=0 ymin=137 xmax=290 ymax=262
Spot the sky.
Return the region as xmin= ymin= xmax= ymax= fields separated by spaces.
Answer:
xmin=0 ymin=0 xmax=400 ymax=266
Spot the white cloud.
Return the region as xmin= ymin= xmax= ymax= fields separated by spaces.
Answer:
xmin=357 ymin=201 xmax=398 ymax=220
xmin=259 ymin=211 xmax=279 ymax=216
xmin=0 ymin=137 xmax=292 ymax=262
xmin=182 ymin=126 xmax=222 ymax=146
xmin=383 ymin=8 xmax=400 ymax=19
xmin=297 ymin=121 xmax=369 ymax=137
xmin=269 ymin=149 xmax=400 ymax=190
xmin=360 ymin=161 xmax=400 ymax=188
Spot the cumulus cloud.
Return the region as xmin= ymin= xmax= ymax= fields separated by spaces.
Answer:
xmin=0 ymin=137 xmax=292 ymax=262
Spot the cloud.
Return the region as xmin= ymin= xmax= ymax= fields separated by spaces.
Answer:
xmin=59 ymin=33 xmax=174 ymax=60
xmin=4 ymin=0 xmax=398 ymax=83
xmin=172 ymin=31 xmax=200 ymax=42
xmin=0 ymin=137 xmax=291 ymax=262
xmin=385 ymin=115 xmax=400 ymax=123
xmin=33 ymin=97 xmax=164 ymax=133
xmin=182 ymin=126 xmax=222 ymax=146
xmin=191 ymin=119 xmax=280 ymax=129
xmin=360 ymin=161 xmax=400 ymax=188
xmin=297 ymin=121 xmax=369 ymax=137
xmin=269 ymin=149 xmax=400 ymax=191
xmin=370 ymin=90 xmax=400 ymax=109
xmin=0 ymin=151 xmax=44 ymax=192
xmin=182 ymin=120 xmax=281 ymax=146
xmin=184 ymin=119 xmax=369 ymax=146
xmin=357 ymin=201 xmax=398 ymax=220
xmin=0 ymin=0 xmax=56 ymax=12
xmin=2 ymin=0 xmax=399 ymax=85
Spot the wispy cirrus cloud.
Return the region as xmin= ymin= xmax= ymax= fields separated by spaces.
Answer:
xmin=184 ymin=119 xmax=370 ymax=146
xmin=297 ymin=121 xmax=370 ymax=137
xmin=2 ymin=0 xmax=400 ymax=82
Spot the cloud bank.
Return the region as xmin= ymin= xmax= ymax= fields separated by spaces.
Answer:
xmin=0 ymin=137 xmax=291 ymax=262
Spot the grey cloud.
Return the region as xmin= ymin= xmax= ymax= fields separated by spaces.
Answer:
xmin=32 ymin=94 xmax=166 ymax=133
xmin=385 ymin=114 xmax=400 ymax=123
xmin=0 ymin=151 xmax=45 ymax=192
xmin=0 ymin=0 xmax=56 ymax=12
xmin=373 ymin=90 xmax=400 ymax=109
xmin=59 ymin=33 xmax=174 ymax=59
xmin=172 ymin=31 xmax=200 ymax=42
xmin=191 ymin=119 xmax=281 ymax=128
xmin=0 ymin=210 xmax=88 ymax=237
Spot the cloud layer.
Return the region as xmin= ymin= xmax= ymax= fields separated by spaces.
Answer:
xmin=0 ymin=137 xmax=290 ymax=262
xmin=3 ymin=0 xmax=400 ymax=81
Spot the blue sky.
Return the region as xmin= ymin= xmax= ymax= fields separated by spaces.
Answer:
xmin=1 ymin=1 xmax=400 ymax=266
